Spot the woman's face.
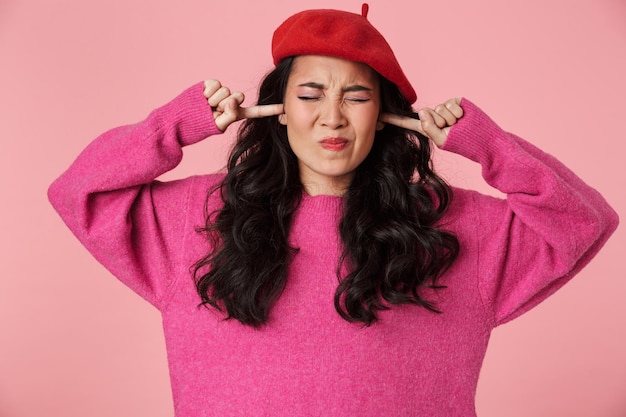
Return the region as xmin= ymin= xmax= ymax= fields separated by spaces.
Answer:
xmin=279 ymin=55 xmax=383 ymax=196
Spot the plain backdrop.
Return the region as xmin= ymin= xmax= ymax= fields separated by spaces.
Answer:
xmin=1 ymin=0 xmax=625 ymax=416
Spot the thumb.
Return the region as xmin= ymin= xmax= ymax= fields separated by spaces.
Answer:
xmin=214 ymin=97 xmax=241 ymax=131
xmin=418 ymin=109 xmax=448 ymax=148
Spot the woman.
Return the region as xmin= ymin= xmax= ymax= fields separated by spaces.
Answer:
xmin=48 ymin=5 xmax=618 ymax=416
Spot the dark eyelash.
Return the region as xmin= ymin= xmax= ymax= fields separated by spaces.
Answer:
xmin=298 ymin=96 xmax=370 ymax=103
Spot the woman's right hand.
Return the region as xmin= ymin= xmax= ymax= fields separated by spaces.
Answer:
xmin=203 ymin=79 xmax=284 ymax=131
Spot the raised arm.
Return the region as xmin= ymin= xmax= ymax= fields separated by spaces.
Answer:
xmin=48 ymin=82 xmax=283 ymax=308
xmin=382 ymin=98 xmax=619 ymax=325
xmin=48 ymin=83 xmax=219 ymax=307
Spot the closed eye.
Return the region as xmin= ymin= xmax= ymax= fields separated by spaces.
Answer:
xmin=345 ymin=97 xmax=371 ymax=103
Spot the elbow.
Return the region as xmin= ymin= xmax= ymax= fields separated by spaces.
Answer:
xmin=579 ymin=200 xmax=619 ymax=263
xmin=47 ymin=174 xmax=81 ymax=229
xmin=47 ymin=176 xmax=65 ymax=214
xmin=601 ymin=203 xmax=620 ymax=242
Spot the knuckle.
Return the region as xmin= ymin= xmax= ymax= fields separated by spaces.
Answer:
xmin=208 ymin=79 xmax=221 ymax=91
xmin=203 ymin=80 xmax=220 ymax=97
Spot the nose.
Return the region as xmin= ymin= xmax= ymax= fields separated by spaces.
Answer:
xmin=319 ymin=98 xmax=347 ymax=129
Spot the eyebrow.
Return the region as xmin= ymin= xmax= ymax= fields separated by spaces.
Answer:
xmin=297 ymin=82 xmax=373 ymax=92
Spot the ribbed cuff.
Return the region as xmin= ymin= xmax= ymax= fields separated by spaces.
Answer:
xmin=154 ymin=82 xmax=223 ymax=147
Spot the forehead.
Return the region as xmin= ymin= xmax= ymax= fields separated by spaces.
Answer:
xmin=289 ymin=55 xmax=379 ymax=87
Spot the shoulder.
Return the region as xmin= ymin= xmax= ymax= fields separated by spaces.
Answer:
xmin=439 ymin=187 xmax=508 ymax=243
xmin=152 ymin=172 xmax=226 ymax=211
xmin=188 ymin=172 xmax=226 ymax=203
xmin=444 ymin=187 xmax=505 ymax=222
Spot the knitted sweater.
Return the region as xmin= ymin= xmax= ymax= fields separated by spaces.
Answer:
xmin=48 ymin=83 xmax=618 ymax=416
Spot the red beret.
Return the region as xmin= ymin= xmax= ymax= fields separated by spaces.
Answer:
xmin=272 ymin=4 xmax=417 ymax=104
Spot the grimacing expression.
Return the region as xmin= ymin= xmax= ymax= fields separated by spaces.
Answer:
xmin=279 ymin=55 xmax=383 ymax=196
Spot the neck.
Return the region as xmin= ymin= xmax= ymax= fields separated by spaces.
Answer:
xmin=301 ymin=180 xmax=349 ymax=197
xmin=299 ymin=170 xmax=354 ymax=197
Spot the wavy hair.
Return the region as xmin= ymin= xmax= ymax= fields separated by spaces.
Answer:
xmin=194 ymin=57 xmax=459 ymax=327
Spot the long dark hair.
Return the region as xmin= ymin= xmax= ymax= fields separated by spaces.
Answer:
xmin=193 ymin=57 xmax=459 ymax=327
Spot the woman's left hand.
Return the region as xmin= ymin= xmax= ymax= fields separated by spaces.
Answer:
xmin=379 ymin=98 xmax=463 ymax=147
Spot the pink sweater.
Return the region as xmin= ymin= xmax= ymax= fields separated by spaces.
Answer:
xmin=48 ymin=83 xmax=618 ymax=416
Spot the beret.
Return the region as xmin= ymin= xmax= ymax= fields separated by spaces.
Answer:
xmin=271 ymin=4 xmax=417 ymax=104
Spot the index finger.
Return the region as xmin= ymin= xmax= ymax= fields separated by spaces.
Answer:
xmin=379 ymin=113 xmax=424 ymax=135
xmin=242 ymin=104 xmax=284 ymax=119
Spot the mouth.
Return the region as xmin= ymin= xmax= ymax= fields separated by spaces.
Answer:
xmin=319 ymin=137 xmax=349 ymax=151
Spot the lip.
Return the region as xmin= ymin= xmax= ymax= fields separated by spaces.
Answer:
xmin=319 ymin=136 xmax=349 ymax=151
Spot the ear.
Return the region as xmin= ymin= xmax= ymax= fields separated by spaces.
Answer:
xmin=278 ymin=113 xmax=287 ymax=125
xmin=376 ymin=120 xmax=384 ymax=131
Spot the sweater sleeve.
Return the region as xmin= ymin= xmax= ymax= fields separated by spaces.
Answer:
xmin=443 ymin=99 xmax=619 ymax=326
xmin=48 ymin=82 xmax=223 ymax=309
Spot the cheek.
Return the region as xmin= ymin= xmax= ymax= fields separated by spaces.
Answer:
xmin=356 ymin=109 xmax=381 ymax=138
xmin=357 ymin=135 xmax=376 ymax=160
xmin=284 ymin=94 xmax=317 ymax=121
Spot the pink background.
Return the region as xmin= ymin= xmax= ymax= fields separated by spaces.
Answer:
xmin=1 ymin=0 xmax=624 ymax=415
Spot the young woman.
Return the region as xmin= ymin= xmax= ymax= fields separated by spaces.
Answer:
xmin=48 ymin=5 xmax=618 ymax=416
